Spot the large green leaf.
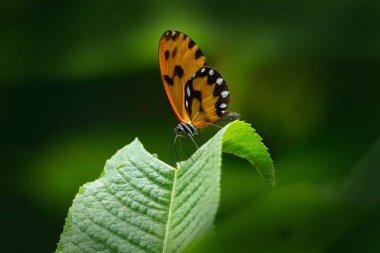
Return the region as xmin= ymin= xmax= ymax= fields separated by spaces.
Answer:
xmin=56 ymin=120 xmax=275 ymax=253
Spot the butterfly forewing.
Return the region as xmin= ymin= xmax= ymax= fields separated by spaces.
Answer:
xmin=184 ymin=66 xmax=230 ymax=128
xmin=159 ymin=31 xmax=206 ymax=122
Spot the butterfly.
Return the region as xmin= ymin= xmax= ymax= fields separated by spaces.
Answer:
xmin=159 ymin=30 xmax=233 ymax=137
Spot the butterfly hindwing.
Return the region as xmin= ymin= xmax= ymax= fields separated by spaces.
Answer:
xmin=184 ymin=66 xmax=230 ymax=128
xmin=159 ymin=30 xmax=206 ymax=122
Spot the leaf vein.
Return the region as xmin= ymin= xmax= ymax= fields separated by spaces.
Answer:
xmin=101 ymin=183 xmax=167 ymax=226
xmin=123 ymin=157 xmax=172 ymax=191
xmin=116 ymin=169 xmax=169 ymax=208
xmin=172 ymin=179 xmax=215 ymax=240
xmin=85 ymin=211 xmax=153 ymax=253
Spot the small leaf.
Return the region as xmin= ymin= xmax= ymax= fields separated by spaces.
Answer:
xmin=56 ymin=120 xmax=274 ymax=253
xmin=223 ymin=121 xmax=275 ymax=185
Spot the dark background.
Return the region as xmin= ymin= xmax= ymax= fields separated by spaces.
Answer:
xmin=1 ymin=0 xmax=379 ymax=252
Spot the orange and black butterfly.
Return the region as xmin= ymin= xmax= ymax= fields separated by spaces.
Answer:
xmin=159 ymin=30 xmax=233 ymax=137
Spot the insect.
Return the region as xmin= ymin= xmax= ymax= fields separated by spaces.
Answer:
xmin=159 ymin=30 xmax=232 ymax=139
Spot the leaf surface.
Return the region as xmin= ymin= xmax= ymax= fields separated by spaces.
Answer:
xmin=56 ymin=120 xmax=275 ymax=253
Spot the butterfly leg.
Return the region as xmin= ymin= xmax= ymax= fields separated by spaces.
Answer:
xmin=187 ymin=132 xmax=199 ymax=150
xmin=178 ymin=134 xmax=196 ymax=164
xmin=172 ymin=133 xmax=195 ymax=167
xmin=171 ymin=134 xmax=179 ymax=167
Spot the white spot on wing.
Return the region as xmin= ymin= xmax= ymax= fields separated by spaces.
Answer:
xmin=209 ymin=69 xmax=214 ymax=76
xmin=166 ymin=31 xmax=169 ymax=36
xmin=221 ymin=90 xmax=229 ymax=98
xmin=220 ymin=103 xmax=227 ymax=109
xmin=187 ymin=86 xmax=191 ymax=97
xmin=185 ymin=100 xmax=189 ymax=108
xmin=216 ymin=78 xmax=223 ymax=85
xmin=172 ymin=31 xmax=176 ymax=36
xmin=201 ymin=68 xmax=206 ymax=73
xmin=221 ymin=110 xmax=226 ymax=114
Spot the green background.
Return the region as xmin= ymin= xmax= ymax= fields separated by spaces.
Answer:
xmin=1 ymin=0 xmax=379 ymax=252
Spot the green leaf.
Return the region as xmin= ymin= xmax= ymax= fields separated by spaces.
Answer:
xmin=56 ymin=120 xmax=275 ymax=253
xmin=223 ymin=121 xmax=275 ymax=185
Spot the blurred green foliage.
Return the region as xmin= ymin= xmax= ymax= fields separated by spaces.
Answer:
xmin=1 ymin=0 xmax=379 ymax=252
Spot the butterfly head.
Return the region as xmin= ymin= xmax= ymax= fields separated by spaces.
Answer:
xmin=174 ymin=122 xmax=198 ymax=136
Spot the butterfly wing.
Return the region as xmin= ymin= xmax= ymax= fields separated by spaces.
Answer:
xmin=184 ymin=66 xmax=230 ymax=128
xmin=159 ymin=30 xmax=206 ymax=122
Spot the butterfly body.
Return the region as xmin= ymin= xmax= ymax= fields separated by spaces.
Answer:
xmin=174 ymin=122 xmax=198 ymax=136
xmin=159 ymin=30 xmax=231 ymax=136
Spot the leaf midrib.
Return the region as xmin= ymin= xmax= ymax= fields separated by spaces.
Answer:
xmin=162 ymin=166 xmax=179 ymax=253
